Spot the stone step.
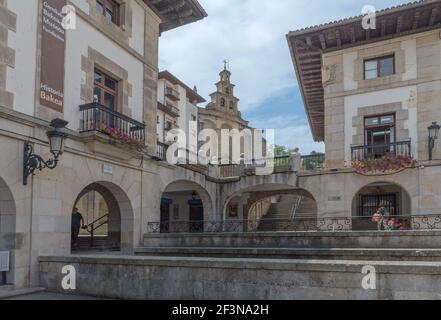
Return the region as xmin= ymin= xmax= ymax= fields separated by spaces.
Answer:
xmin=0 ymin=287 xmax=46 ymax=299
xmin=143 ymin=230 xmax=441 ymax=249
xmin=135 ymin=247 xmax=441 ymax=261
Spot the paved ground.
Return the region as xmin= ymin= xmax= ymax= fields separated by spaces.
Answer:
xmin=5 ymin=292 xmax=106 ymax=300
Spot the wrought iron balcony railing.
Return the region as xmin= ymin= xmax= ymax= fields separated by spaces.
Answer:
xmin=351 ymin=140 xmax=411 ymax=161
xmin=79 ymin=102 xmax=146 ymax=144
xmin=147 ymin=214 xmax=441 ymax=234
xmin=165 ymin=87 xmax=180 ymax=101
xmin=156 ymin=141 xmax=169 ymax=161
xmin=158 ymin=101 xmax=180 ymax=117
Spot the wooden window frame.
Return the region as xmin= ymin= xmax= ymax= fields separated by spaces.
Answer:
xmin=364 ymin=113 xmax=396 ymax=146
xmin=96 ymin=0 xmax=120 ymax=25
xmin=363 ymin=55 xmax=395 ymax=80
xmin=94 ymin=68 xmax=119 ymax=111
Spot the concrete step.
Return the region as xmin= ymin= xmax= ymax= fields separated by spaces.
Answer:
xmin=143 ymin=230 xmax=441 ymax=249
xmin=135 ymin=247 xmax=441 ymax=261
xmin=0 ymin=286 xmax=46 ymax=299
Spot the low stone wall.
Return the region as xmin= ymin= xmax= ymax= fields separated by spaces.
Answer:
xmin=143 ymin=231 xmax=441 ymax=249
xmin=39 ymin=255 xmax=441 ymax=300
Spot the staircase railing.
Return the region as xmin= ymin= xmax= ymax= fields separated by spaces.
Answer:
xmin=290 ymin=196 xmax=304 ymax=221
xmin=85 ymin=214 xmax=109 ymax=248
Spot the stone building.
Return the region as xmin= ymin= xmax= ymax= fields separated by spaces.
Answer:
xmin=0 ymin=0 xmax=208 ymax=290
xmin=4 ymin=0 xmax=441 ymax=300
xmin=286 ymin=0 xmax=441 ymax=220
xmin=198 ymin=65 xmax=262 ymax=163
xmin=156 ymin=71 xmax=205 ymax=149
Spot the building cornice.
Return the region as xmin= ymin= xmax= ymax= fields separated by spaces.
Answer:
xmin=143 ymin=0 xmax=207 ymax=33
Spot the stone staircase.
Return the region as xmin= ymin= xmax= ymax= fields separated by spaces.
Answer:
xmin=257 ymin=195 xmax=317 ymax=231
xmin=72 ymin=237 xmax=120 ymax=252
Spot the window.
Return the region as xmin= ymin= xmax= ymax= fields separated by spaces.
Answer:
xmin=94 ymin=69 xmax=118 ymax=111
xmin=220 ymin=98 xmax=226 ymax=107
xmin=364 ymin=55 xmax=395 ymax=80
xmin=365 ymin=114 xmax=395 ymax=145
xmin=229 ymin=101 xmax=234 ymax=110
xmin=96 ymin=0 xmax=119 ymax=25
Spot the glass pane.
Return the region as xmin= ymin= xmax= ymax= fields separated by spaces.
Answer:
xmin=105 ymin=9 xmax=114 ymax=22
xmin=96 ymin=1 xmax=104 ymax=14
xmin=94 ymin=71 xmax=102 ymax=84
xmin=93 ymin=87 xmax=101 ymax=103
xmin=365 ymin=117 xmax=379 ymax=127
xmin=365 ymin=69 xmax=377 ymax=80
xmin=364 ymin=60 xmax=377 ymax=71
xmin=379 ymin=57 xmax=394 ymax=77
xmin=380 ymin=115 xmax=394 ymax=125
xmin=104 ymin=92 xmax=116 ymax=110
xmin=105 ymin=77 xmax=116 ymax=91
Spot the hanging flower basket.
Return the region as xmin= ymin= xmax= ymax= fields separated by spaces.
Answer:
xmin=352 ymin=153 xmax=417 ymax=176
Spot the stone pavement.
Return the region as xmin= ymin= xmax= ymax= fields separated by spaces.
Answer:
xmin=4 ymin=292 xmax=106 ymax=300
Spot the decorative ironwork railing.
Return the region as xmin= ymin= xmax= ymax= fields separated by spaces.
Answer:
xmin=165 ymin=87 xmax=180 ymax=101
xmin=80 ymin=102 xmax=146 ymax=144
xmin=157 ymin=141 xmax=169 ymax=161
xmin=351 ymin=140 xmax=411 ymax=161
xmin=147 ymin=214 xmax=441 ymax=234
xmin=158 ymin=101 xmax=180 ymax=117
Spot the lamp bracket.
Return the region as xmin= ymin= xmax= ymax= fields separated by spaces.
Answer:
xmin=23 ymin=143 xmax=58 ymax=186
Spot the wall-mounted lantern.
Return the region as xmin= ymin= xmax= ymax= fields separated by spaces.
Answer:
xmin=428 ymin=122 xmax=440 ymax=161
xmin=23 ymin=118 xmax=68 ymax=185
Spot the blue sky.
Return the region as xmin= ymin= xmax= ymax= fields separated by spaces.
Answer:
xmin=159 ymin=0 xmax=406 ymax=154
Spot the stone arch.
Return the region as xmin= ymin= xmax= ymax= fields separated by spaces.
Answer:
xmin=72 ymin=181 xmax=134 ymax=253
xmin=222 ymin=183 xmax=317 ymax=221
xmin=351 ymin=181 xmax=412 ymax=230
xmin=160 ymin=180 xmax=214 ymax=229
xmin=0 ymin=176 xmax=16 ymax=285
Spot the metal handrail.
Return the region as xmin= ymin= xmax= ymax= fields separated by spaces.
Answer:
xmin=290 ymin=196 xmax=304 ymax=221
xmin=84 ymin=214 xmax=109 ymax=247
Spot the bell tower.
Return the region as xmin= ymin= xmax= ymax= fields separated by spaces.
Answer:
xmin=207 ymin=61 xmax=240 ymax=114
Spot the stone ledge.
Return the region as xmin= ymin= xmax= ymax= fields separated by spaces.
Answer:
xmin=143 ymin=230 xmax=441 ymax=238
xmin=38 ymin=254 xmax=441 ymax=275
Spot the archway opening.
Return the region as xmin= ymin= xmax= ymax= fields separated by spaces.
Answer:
xmin=72 ymin=182 xmax=133 ymax=253
xmin=224 ymin=186 xmax=318 ymax=232
xmin=352 ymin=182 xmax=411 ymax=231
xmin=0 ymin=177 xmax=15 ymax=286
xmin=160 ymin=181 xmax=212 ymax=233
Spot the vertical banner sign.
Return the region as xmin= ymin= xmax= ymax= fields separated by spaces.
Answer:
xmin=40 ymin=0 xmax=66 ymax=112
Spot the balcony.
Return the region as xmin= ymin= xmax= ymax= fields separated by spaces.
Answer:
xmin=165 ymin=87 xmax=180 ymax=101
xmin=79 ymin=102 xmax=146 ymax=145
xmin=351 ymin=141 xmax=411 ymax=161
xmin=158 ymin=102 xmax=180 ymax=118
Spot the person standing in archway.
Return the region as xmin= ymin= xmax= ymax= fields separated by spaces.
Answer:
xmin=71 ymin=208 xmax=86 ymax=247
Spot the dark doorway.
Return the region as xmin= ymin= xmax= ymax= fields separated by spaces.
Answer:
xmin=359 ymin=193 xmax=398 ymax=217
xmin=160 ymin=198 xmax=172 ymax=233
xmin=189 ymin=200 xmax=204 ymax=233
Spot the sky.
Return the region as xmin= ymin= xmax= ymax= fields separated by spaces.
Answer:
xmin=158 ymin=0 xmax=407 ymax=155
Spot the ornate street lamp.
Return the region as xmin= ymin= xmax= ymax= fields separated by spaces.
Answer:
xmin=23 ymin=118 xmax=68 ymax=185
xmin=428 ymin=122 xmax=440 ymax=161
